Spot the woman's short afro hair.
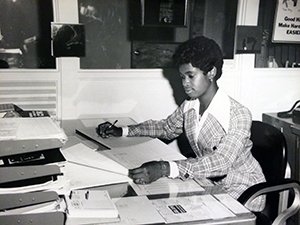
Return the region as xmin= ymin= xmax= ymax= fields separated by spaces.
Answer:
xmin=172 ymin=36 xmax=224 ymax=80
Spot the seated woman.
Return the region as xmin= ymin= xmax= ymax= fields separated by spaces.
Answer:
xmin=97 ymin=36 xmax=266 ymax=212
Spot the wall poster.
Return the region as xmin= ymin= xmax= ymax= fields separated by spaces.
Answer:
xmin=272 ymin=0 xmax=300 ymax=43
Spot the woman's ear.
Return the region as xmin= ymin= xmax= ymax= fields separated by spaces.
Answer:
xmin=208 ymin=66 xmax=216 ymax=82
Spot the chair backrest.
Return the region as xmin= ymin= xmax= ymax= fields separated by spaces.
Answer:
xmin=250 ymin=120 xmax=288 ymax=221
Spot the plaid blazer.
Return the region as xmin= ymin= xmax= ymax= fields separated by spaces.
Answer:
xmin=128 ymin=95 xmax=266 ymax=211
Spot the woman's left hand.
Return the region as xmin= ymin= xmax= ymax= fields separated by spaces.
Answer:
xmin=128 ymin=161 xmax=170 ymax=184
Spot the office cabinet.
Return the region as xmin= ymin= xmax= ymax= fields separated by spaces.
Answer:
xmin=262 ymin=113 xmax=300 ymax=225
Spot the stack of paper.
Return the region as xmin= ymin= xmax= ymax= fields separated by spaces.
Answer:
xmin=65 ymin=190 xmax=120 ymax=225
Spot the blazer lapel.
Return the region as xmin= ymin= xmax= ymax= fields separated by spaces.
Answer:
xmin=184 ymin=109 xmax=201 ymax=155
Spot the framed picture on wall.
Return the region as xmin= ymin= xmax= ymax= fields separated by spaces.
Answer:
xmin=272 ymin=0 xmax=300 ymax=43
xmin=141 ymin=0 xmax=188 ymax=27
xmin=235 ymin=26 xmax=262 ymax=54
xmin=51 ymin=23 xmax=85 ymax=57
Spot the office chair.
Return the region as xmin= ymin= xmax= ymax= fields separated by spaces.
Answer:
xmin=238 ymin=121 xmax=300 ymax=225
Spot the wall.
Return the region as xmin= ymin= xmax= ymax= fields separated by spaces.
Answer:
xmin=57 ymin=0 xmax=299 ymax=120
xmin=0 ymin=0 xmax=299 ymax=145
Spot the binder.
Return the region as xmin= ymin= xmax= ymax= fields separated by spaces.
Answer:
xmin=0 ymin=164 xmax=62 ymax=188
xmin=0 ymin=191 xmax=65 ymax=225
xmin=0 ymin=191 xmax=59 ymax=210
xmin=0 ymin=138 xmax=64 ymax=157
xmin=0 ymin=212 xmax=65 ymax=225
xmin=0 ymin=148 xmax=66 ymax=167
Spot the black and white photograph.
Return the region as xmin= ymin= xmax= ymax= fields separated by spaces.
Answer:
xmin=0 ymin=1 xmax=299 ymax=225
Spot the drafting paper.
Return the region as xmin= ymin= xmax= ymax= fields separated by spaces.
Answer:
xmin=62 ymin=142 xmax=128 ymax=175
xmin=62 ymin=162 xmax=130 ymax=191
xmin=102 ymin=138 xmax=185 ymax=169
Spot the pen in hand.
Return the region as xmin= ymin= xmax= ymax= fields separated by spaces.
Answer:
xmin=104 ymin=120 xmax=118 ymax=134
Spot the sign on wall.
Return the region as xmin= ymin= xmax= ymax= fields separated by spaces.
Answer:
xmin=272 ymin=0 xmax=300 ymax=43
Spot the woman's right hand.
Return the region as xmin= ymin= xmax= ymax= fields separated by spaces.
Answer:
xmin=96 ymin=121 xmax=122 ymax=138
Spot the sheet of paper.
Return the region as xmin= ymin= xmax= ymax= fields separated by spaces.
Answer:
xmin=131 ymin=177 xmax=204 ymax=196
xmin=102 ymin=138 xmax=186 ymax=169
xmin=151 ymin=195 xmax=236 ymax=223
xmin=0 ymin=117 xmax=67 ymax=142
xmin=76 ymin=127 xmax=151 ymax=149
xmin=61 ymin=162 xmax=130 ymax=192
xmin=214 ymin=193 xmax=250 ymax=214
xmin=61 ymin=142 xmax=128 ymax=176
xmin=111 ymin=196 xmax=165 ymax=225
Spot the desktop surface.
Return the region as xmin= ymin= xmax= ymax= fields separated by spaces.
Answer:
xmin=60 ymin=118 xmax=256 ymax=225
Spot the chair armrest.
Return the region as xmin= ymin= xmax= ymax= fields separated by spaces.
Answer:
xmin=238 ymin=179 xmax=300 ymax=225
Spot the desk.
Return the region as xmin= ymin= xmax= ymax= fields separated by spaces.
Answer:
xmin=61 ymin=118 xmax=256 ymax=225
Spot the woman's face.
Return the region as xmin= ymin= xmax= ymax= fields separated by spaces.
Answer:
xmin=179 ymin=63 xmax=211 ymax=99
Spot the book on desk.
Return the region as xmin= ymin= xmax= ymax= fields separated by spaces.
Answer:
xmin=65 ymin=189 xmax=120 ymax=225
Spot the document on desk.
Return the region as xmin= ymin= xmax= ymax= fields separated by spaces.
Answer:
xmin=131 ymin=177 xmax=204 ymax=196
xmin=80 ymin=117 xmax=137 ymax=128
xmin=0 ymin=117 xmax=67 ymax=143
xmin=102 ymin=138 xmax=186 ymax=169
xmin=62 ymin=162 xmax=130 ymax=191
xmin=112 ymin=196 xmax=165 ymax=225
xmin=62 ymin=142 xmax=128 ymax=176
xmin=76 ymin=127 xmax=151 ymax=149
xmin=214 ymin=193 xmax=250 ymax=214
xmin=76 ymin=117 xmax=140 ymax=149
xmin=101 ymin=138 xmax=203 ymax=195
xmin=151 ymin=195 xmax=235 ymax=224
